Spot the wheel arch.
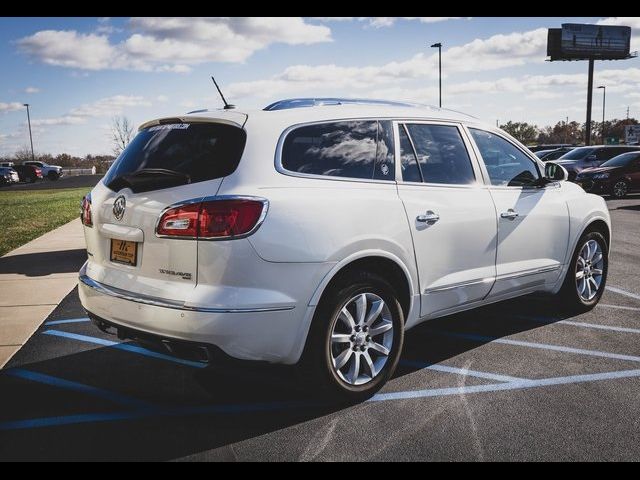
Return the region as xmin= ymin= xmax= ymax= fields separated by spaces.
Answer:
xmin=308 ymin=251 xmax=417 ymax=324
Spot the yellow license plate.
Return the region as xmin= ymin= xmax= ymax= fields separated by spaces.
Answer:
xmin=110 ymin=239 xmax=138 ymax=266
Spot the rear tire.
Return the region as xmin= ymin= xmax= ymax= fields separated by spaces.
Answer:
xmin=302 ymin=270 xmax=404 ymax=403
xmin=611 ymin=180 xmax=628 ymax=199
xmin=556 ymin=230 xmax=608 ymax=313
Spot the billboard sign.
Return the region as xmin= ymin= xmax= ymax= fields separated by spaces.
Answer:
xmin=625 ymin=125 xmax=640 ymax=144
xmin=548 ymin=23 xmax=632 ymax=60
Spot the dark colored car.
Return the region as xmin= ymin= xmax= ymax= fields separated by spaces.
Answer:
xmin=555 ymin=145 xmax=640 ymax=181
xmin=13 ymin=164 xmax=43 ymax=183
xmin=575 ymin=152 xmax=640 ymax=198
xmin=528 ymin=144 xmax=575 ymax=153
xmin=535 ymin=147 xmax=575 ymax=162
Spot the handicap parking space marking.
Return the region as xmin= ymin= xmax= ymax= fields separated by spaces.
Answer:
xmin=606 ymin=286 xmax=640 ymax=302
xmin=428 ymin=330 xmax=640 ymax=363
xmin=41 ymin=329 xmax=208 ymax=369
xmin=44 ymin=317 xmax=90 ymax=326
xmin=4 ymin=368 xmax=153 ymax=409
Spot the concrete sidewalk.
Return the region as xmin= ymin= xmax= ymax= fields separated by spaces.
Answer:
xmin=0 ymin=218 xmax=86 ymax=367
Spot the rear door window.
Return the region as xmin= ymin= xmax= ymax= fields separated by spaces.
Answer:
xmin=281 ymin=120 xmax=394 ymax=181
xmin=404 ymin=123 xmax=475 ymax=185
xmin=103 ymin=122 xmax=247 ymax=193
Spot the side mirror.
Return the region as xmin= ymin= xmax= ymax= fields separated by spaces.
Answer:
xmin=545 ymin=162 xmax=568 ymax=182
xmin=586 ymin=154 xmax=597 ymax=161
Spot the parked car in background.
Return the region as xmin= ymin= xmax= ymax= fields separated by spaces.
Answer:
xmin=555 ymin=145 xmax=640 ymax=180
xmin=13 ymin=164 xmax=43 ymax=183
xmin=0 ymin=166 xmax=19 ymax=186
xmin=22 ymin=160 xmax=63 ymax=180
xmin=78 ymin=98 xmax=611 ymax=401
xmin=528 ymin=144 xmax=575 ymax=153
xmin=535 ymin=147 xmax=575 ymax=162
xmin=575 ymin=151 xmax=640 ymax=198
xmin=0 ymin=161 xmax=15 ymax=167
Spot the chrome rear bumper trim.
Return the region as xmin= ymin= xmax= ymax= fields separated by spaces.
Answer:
xmin=79 ymin=274 xmax=295 ymax=313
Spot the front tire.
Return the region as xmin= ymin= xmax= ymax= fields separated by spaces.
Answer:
xmin=303 ymin=270 xmax=404 ymax=402
xmin=611 ymin=180 xmax=628 ymax=199
xmin=556 ymin=231 xmax=608 ymax=313
xmin=47 ymin=171 xmax=59 ymax=181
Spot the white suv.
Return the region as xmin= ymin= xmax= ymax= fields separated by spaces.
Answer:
xmin=79 ymin=99 xmax=611 ymax=400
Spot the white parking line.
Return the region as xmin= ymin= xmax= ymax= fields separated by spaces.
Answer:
xmin=606 ymin=286 xmax=640 ymax=302
xmin=516 ymin=315 xmax=640 ymax=334
xmin=400 ymin=360 xmax=530 ymax=383
xmin=598 ymin=304 xmax=640 ymax=312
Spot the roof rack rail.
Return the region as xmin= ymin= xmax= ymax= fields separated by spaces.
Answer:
xmin=263 ymin=98 xmax=422 ymax=111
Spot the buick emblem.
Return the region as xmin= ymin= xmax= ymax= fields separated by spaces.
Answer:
xmin=113 ymin=195 xmax=126 ymax=221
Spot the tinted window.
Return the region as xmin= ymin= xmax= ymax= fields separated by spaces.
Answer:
xmin=399 ymin=125 xmax=422 ymax=182
xmin=405 ymin=124 xmax=475 ymax=185
xmin=373 ymin=121 xmax=395 ymax=180
xmin=470 ymin=129 xmax=540 ymax=187
xmin=559 ymin=147 xmax=595 ymax=160
xmin=103 ymin=123 xmax=246 ymax=192
xmin=282 ymin=121 xmax=379 ymax=180
xmin=601 ymin=152 xmax=640 ymax=167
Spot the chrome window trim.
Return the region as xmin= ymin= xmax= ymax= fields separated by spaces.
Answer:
xmin=79 ymin=274 xmax=295 ymax=313
xmin=154 ymin=195 xmax=269 ymax=241
xmin=275 ymin=118 xmax=397 ymax=185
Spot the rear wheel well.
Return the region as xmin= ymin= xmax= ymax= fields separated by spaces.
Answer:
xmin=319 ymin=256 xmax=412 ymax=322
xmin=583 ymin=220 xmax=610 ymax=248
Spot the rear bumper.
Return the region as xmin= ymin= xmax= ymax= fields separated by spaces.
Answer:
xmin=78 ymin=264 xmax=313 ymax=364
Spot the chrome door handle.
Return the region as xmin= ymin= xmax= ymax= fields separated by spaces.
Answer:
xmin=500 ymin=209 xmax=519 ymax=220
xmin=416 ymin=211 xmax=440 ymax=223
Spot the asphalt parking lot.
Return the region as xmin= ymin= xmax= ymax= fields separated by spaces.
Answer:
xmin=5 ymin=175 xmax=103 ymax=191
xmin=1 ymin=194 xmax=639 ymax=461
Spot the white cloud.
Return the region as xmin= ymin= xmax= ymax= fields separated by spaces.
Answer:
xmin=30 ymin=95 xmax=152 ymax=128
xmin=227 ymin=27 xmax=550 ymax=101
xmin=597 ymin=17 xmax=640 ymax=29
xmin=24 ymin=86 xmax=40 ymax=94
xmin=0 ymin=102 xmax=25 ymax=113
xmin=313 ymin=17 xmax=470 ymax=28
xmin=156 ymin=95 xmax=169 ymax=102
xmin=18 ymin=18 xmax=332 ymax=72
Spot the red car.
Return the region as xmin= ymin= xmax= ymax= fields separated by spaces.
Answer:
xmin=575 ymin=151 xmax=640 ymax=198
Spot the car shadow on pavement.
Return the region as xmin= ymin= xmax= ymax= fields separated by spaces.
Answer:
xmin=0 ymin=295 xmax=571 ymax=461
xmin=0 ymin=249 xmax=87 ymax=277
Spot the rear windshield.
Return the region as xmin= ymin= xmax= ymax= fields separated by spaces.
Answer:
xmin=558 ymin=147 xmax=594 ymax=160
xmin=103 ymin=122 xmax=246 ymax=192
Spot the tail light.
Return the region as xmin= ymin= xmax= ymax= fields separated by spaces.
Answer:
xmin=35 ymin=168 xmax=42 ymax=177
xmin=156 ymin=197 xmax=267 ymax=240
xmin=80 ymin=194 xmax=93 ymax=227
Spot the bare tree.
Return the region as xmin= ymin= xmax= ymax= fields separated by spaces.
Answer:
xmin=111 ymin=116 xmax=134 ymax=156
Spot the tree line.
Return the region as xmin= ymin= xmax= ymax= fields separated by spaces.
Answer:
xmin=500 ymin=118 xmax=639 ymax=146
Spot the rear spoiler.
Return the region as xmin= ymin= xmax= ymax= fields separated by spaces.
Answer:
xmin=139 ymin=111 xmax=248 ymax=131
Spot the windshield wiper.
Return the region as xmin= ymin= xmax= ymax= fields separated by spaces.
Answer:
xmin=107 ymin=168 xmax=191 ymax=193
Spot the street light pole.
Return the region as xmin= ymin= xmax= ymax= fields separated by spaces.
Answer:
xmin=23 ymin=103 xmax=35 ymax=161
xmin=597 ymin=85 xmax=606 ymax=144
xmin=430 ymin=42 xmax=442 ymax=108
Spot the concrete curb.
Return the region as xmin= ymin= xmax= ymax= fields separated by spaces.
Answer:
xmin=0 ymin=218 xmax=86 ymax=368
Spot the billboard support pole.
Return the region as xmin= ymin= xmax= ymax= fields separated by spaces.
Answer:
xmin=585 ymin=58 xmax=594 ymax=146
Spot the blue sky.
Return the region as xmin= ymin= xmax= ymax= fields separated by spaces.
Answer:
xmin=1 ymin=16 xmax=639 ymax=156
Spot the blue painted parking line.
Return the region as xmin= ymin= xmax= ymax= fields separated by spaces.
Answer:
xmin=4 ymin=368 xmax=153 ymax=409
xmin=428 ymin=330 xmax=640 ymax=363
xmin=3 ymin=367 xmax=640 ymax=431
xmin=598 ymin=304 xmax=640 ymax=312
xmin=370 ymin=368 xmax=640 ymax=403
xmin=44 ymin=318 xmax=90 ymax=326
xmin=606 ymin=286 xmax=640 ymax=301
xmin=400 ymin=360 xmax=530 ymax=383
xmin=41 ymin=330 xmax=207 ymax=369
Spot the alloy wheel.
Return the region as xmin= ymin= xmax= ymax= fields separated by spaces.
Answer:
xmin=576 ymin=239 xmax=604 ymax=301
